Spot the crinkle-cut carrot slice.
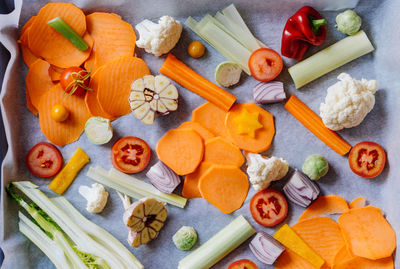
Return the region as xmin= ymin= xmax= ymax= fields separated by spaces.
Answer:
xmin=332 ymin=256 xmax=394 ymax=269
xmin=38 ymin=84 xmax=91 ymax=146
xmin=20 ymin=16 xmax=36 ymax=38
xmin=28 ymin=3 xmax=91 ymax=68
xmin=292 ymin=217 xmax=345 ymax=268
xmin=192 ymin=102 xmax=231 ymax=139
xmin=177 ymin=121 xmax=214 ymax=141
xmin=26 ymin=88 xmax=38 ymax=116
xmin=20 ymin=44 xmax=40 ymax=68
xmin=182 ymin=162 xmax=212 ymax=199
xmin=298 ymin=195 xmax=349 ymax=222
xmin=333 ymin=246 xmax=354 ymax=265
xmin=225 ymin=102 xmax=275 ymax=153
xmin=97 ymin=56 xmax=150 ymax=117
xmin=48 ymin=65 xmax=64 ymax=82
xmin=338 ymin=206 xmax=396 ymax=260
xmin=349 ymin=197 xmax=366 ymax=209
xmin=86 ymin=12 xmax=135 ymax=72
xmin=25 ymin=59 xmax=55 ymax=110
xmin=203 ymin=137 xmax=244 ymax=167
xmin=275 ymin=249 xmax=330 ymax=269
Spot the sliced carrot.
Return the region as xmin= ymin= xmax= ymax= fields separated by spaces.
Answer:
xmin=160 ymin=54 xmax=236 ymax=111
xmin=97 ymin=56 xmax=150 ymax=117
xmin=20 ymin=44 xmax=40 ymax=68
xmin=333 ymin=246 xmax=354 ymax=265
xmin=284 ymin=95 xmax=352 ymax=155
xmin=338 ymin=206 xmax=396 ymax=260
xmin=332 ymin=256 xmax=394 ymax=269
xmin=192 ymin=102 xmax=231 ymax=139
xmin=182 ymin=162 xmax=212 ymax=199
xmin=38 ymin=84 xmax=92 ymax=146
xmin=198 ymin=164 xmax=249 ymax=214
xmin=156 ymin=128 xmax=204 ymax=175
xmin=225 ymin=102 xmax=275 ymax=153
xmin=26 ymin=88 xmax=38 ymax=116
xmin=20 ymin=16 xmax=36 ymax=38
xmin=177 ymin=121 xmax=214 ymax=141
xmin=48 ymin=65 xmax=64 ymax=81
xmin=25 ymin=59 xmax=55 ymax=110
xmin=349 ymin=197 xmax=366 ymax=209
xmin=203 ymin=137 xmax=244 ymax=167
xmin=298 ymin=195 xmax=349 ymax=222
xmin=86 ymin=12 xmax=135 ymax=72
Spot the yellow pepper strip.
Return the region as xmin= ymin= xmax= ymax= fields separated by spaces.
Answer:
xmin=49 ymin=147 xmax=90 ymax=194
xmin=274 ymin=224 xmax=325 ymax=268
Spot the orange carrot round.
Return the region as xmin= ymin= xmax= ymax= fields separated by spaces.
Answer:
xmin=203 ymin=137 xmax=244 ymax=167
xmin=182 ymin=162 xmax=212 ymax=199
xmin=178 ymin=121 xmax=214 ymax=141
xmin=192 ymin=102 xmax=231 ymax=139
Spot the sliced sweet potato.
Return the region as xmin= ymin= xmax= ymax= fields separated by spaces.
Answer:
xmin=177 ymin=122 xmax=214 ymax=141
xmin=298 ymin=195 xmax=349 ymax=222
xmin=333 ymin=246 xmax=354 ymax=266
xmin=26 ymin=89 xmax=38 ymax=116
xmin=97 ymin=56 xmax=150 ymax=117
xmin=332 ymin=256 xmax=394 ymax=269
xmin=20 ymin=44 xmax=40 ymax=68
xmin=48 ymin=65 xmax=64 ymax=82
xmin=192 ymin=102 xmax=231 ymax=139
xmin=349 ymin=197 xmax=366 ymax=209
xmin=338 ymin=206 xmax=396 ymax=260
xmin=182 ymin=162 xmax=212 ymax=199
xmin=275 ymin=249 xmax=330 ymax=269
xmin=203 ymin=137 xmax=244 ymax=167
xmin=20 ymin=16 xmax=36 ymax=38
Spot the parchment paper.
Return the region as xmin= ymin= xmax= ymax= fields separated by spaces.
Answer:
xmin=1 ymin=0 xmax=400 ymax=268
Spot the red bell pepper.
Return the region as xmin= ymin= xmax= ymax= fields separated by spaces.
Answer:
xmin=281 ymin=6 xmax=327 ymax=60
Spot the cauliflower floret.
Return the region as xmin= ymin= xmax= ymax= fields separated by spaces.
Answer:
xmin=135 ymin=16 xmax=182 ymax=56
xmin=78 ymin=183 xmax=109 ymax=213
xmin=320 ymin=73 xmax=378 ymax=131
xmin=246 ymin=153 xmax=289 ymax=191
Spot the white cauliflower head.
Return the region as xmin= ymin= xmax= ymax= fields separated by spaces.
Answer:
xmin=135 ymin=16 xmax=182 ymax=56
xmin=320 ymin=73 xmax=378 ymax=131
xmin=78 ymin=183 xmax=109 ymax=213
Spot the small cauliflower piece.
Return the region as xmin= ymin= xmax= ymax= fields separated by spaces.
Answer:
xmin=246 ymin=153 xmax=289 ymax=191
xmin=320 ymin=73 xmax=378 ymax=131
xmin=173 ymin=226 xmax=198 ymax=251
xmin=135 ymin=16 xmax=182 ymax=56
xmin=78 ymin=183 xmax=109 ymax=213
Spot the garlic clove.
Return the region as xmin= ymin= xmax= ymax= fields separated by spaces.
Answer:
xmin=154 ymin=75 xmax=170 ymax=93
xmin=159 ymin=84 xmax=178 ymax=99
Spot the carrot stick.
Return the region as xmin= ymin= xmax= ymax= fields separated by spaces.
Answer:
xmin=284 ymin=95 xmax=352 ymax=155
xmin=160 ymin=54 xmax=236 ymax=111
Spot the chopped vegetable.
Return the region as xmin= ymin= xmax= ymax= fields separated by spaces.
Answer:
xmin=248 ymin=48 xmax=283 ymax=82
xmin=349 ymin=197 xmax=366 ymax=209
xmin=59 ymin=66 xmax=91 ymax=97
xmin=48 ymin=66 xmax=63 ymax=82
xmin=173 ymin=226 xmax=198 ymax=251
xmin=250 ymin=189 xmax=288 ymax=227
xmin=233 ymin=108 xmax=263 ymax=138
xmin=146 ymin=161 xmax=181 ymax=194
xmin=302 ymin=154 xmax=329 ymax=180
xmin=283 ymin=170 xmax=320 ymax=207
xmin=348 ymin=141 xmax=386 ymax=178
xmin=192 ymin=102 xmax=230 ymax=139
xmin=25 ymin=142 xmax=63 ymax=178
xmin=228 ymin=259 xmax=258 ymax=269
xmin=333 ymin=245 xmax=354 ymax=265
xmin=177 ymin=121 xmax=214 ymax=141
xmin=182 ymin=162 xmax=212 ymax=199
xmin=253 ymin=81 xmax=286 ymax=104
xmin=284 ymin=95 xmax=352 ymax=155
xmin=336 ymin=10 xmax=362 ymax=35
xmin=20 ymin=44 xmax=40 ymax=72
xmin=275 ymin=248 xmax=316 ymax=269
xmin=78 ymin=183 xmax=109 ymax=213
xmin=49 ymin=147 xmax=89 ymax=194
xmin=215 ymin=62 xmax=242 ymax=87
xmin=178 ymin=215 xmax=255 ymax=269
xmin=47 ymin=17 xmax=89 ymax=51
xmin=298 ymin=195 xmax=349 ymax=221
xmin=160 ymin=54 xmax=236 ymax=111
xmin=188 ymin=41 xmax=205 ymax=58
xmin=84 ymin=116 xmax=113 ymax=145
xmin=288 ymin=30 xmax=374 ymax=88
xmin=249 ymin=232 xmax=285 ymax=265
xmin=203 ymin=137 xmax=244 ymax=167
xmin=333 ymin=256 xmax=393 ymax=269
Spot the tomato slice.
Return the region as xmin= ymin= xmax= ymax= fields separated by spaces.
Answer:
xmin=60 ymin=66 xmax=90 ymax=97
xmin=25 ymin=142 xmax=63 ymax=178
xmin=248 ymin=48 xmax=283 ymax=82
xmin=228 ymin=259 xmax=258 ymax=269
xmin=111 ymin=137 xmax=151 ymax=174
xmin=250 ymin=189 xmax=288 ymax=227
xmin=348 ymin=141 xmax=386 ymax=178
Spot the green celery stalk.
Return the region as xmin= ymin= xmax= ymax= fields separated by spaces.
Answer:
xmin=48 ymin=17 xmax=89 ymax=51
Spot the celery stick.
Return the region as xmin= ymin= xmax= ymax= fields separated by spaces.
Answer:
xmin=289 ymin=30 xmax=374 ymax=88
xmin=47 ymin=17 xmax=88 ymax=51
xmin=178 ymin=215 xmax=255 ymax=269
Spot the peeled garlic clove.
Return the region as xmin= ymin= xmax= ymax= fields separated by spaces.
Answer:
xmin=154 ymin=75 xmax=170 ymax=93
xmin=149 ymin=99 xmax=158 ymax=111
xmin=156 ymin=100 xmax=168 ymax=114
xmin=134 ymin=102 xmax=150 ymax=120
xmin=129 ymin=91 xmax=146 ymax=102
xmin=161 ymin=99 xmax=178 ymax=111
xmin=131 ymin=78 xmax=145 ymax=92
xmin=159 ymin=84 xmax=178 ymax=99
xmin=141 ymin=110 xmax=155 ymax=125
xmin=143 ymin=75 xmax=155 ymax=91
xmin=130 ymin=100 xmax=145 ymax=110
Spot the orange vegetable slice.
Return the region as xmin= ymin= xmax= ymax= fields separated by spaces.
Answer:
xmin=349 ymin=197 xmax=366 ymax=209
xmin=26 ymin=89 xmax=38 ymax=116
xmin=38 ymin=84 xmax=92 ymax=146
xmin=203 ymin=137 xmax=244 ymax=167
xmin=97 ymin=56 xmax=150 ymax=117
xmin=182 ymin=162 xmax=212 ymax=199
xmin=156 ymin=128 xmax=204 ymax=175
xmin=177 ymin=121 xmax=214 ymax=141
xmin=198 ymin=164 xmax=249 ymax=214
xmin=298 ymin=195 xmax=349 ymax=222
xmin=332 ymin=256 xmax=394 ymax=269
xmin=192 ymin=102 xmax=231 ymax=139
xmin=276 ymin=249 xmax=326 ymax=269
xmin=20 ymin=44 xmax=40 ymax=68
xmin=225 ymin=102 xmax=275 ymax=153
xmin=20 ymin=16 xmax=36 ymax=38
xmin=48 ymin=65 xmax=64 ymax=82
xmin=333 ymin=246 xmax=354 ymax=265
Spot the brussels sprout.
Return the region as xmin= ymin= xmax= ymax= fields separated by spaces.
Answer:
xmin=302 ymin=154 xmax=329 ymax=180
xmin=84 ymin=117 xmax=113 ymax=145
xmin=336 ymin=10 xmax=362 ymax=36
xmin=172 ymin=226 xmax=197 ymax=251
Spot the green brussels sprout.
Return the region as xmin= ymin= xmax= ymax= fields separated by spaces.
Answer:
xmin=336 ymin=10 xmax=362 ymax=36
xmin=172 ymin=226 xmax=197 ymax=251
xmin=302 ymin=154 xmax=329 ymax=180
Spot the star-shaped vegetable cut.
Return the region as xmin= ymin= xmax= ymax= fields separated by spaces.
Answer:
xmin=233 ymin=109 xmax=263 ymax=138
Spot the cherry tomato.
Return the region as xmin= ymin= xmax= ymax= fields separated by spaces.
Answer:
xmin=26 ymin=142 xmax=63 ymax=178
xmin=348 ymin=141 xmax=386 ymax=178
xmin=111 ymin=137 xmax=151 ymax=174
xmin=60 ymin=66 xmax=90 ymax=97
xmin=228 ymin=259 xmax=258 ymax=269
xmin=250 ymin=189 xmax=288 ymax=227
xmin=188 ymin=41 xmax=205 ymax=58
xmin=248 ymin=48 xmax=283 ymax=82
xmin=51 ymin=104 xmax=69 ymax=122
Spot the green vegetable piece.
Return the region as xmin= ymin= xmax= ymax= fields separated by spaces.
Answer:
xmin=302 ymin=154 xmax=329 ymax=180
xmin=85 ymin=117 xmax=113 ymax=145
xmin=336 ymin=10 xmax=362 ymax=36
xmin=47 ymin=17 xmax=89 ymax=51
xmin=173 ymin=226 xmax=198 ymax=251
xmin=215 ymin=62 xmax=242 ymax=87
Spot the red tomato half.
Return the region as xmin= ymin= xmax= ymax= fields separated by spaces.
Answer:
xmin=348 ymin=141 xmax=386 ymax=178
xmin=250 ymin=189 xmax=288 ymax=227
xmin=60 ymin=66 xmax=90 ymax=97
xmin=26 ymin=142 xmax=63 ymax=178
xmin=228 ymin=259 xmax=258 ymax=269
xmin=111 ymin=137 xmax=151 ymax=174
xmin=248 ymin=48 xmax=283 ymax=82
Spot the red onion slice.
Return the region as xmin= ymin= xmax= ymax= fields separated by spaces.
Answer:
xmin=253 ymin=81 xmax=286 ymax=104
xmin=249 ymin=232 xmax=285 ymax=265
xmin=283 ymin=170 xmax=320 ymax=207
xmin=146 ymin=161 xmax=181 ymax=194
